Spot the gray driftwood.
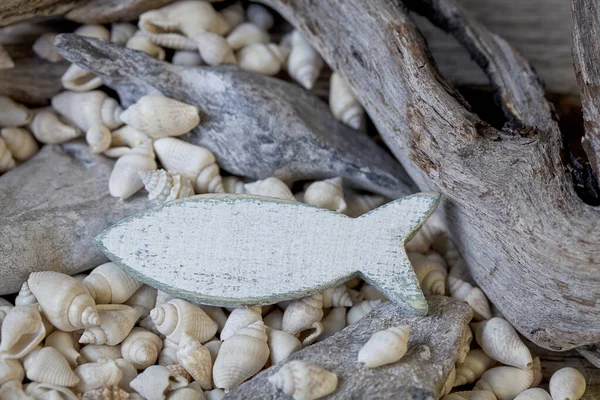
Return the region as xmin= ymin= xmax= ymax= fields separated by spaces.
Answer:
xmin=257 ymin=0 xmax=600 ymax=352
xmin=228 ymin=296 xmax=473 ymax=399
xmin=65 ymin=0 xmax=177 ymax=24
xmin=0 ymin=141 xmax=152 ymax=295
xmin=54 ymin=35 xmax=415 ymax=198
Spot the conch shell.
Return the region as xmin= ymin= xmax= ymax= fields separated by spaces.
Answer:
xmin=268 ymin=360 xmax=338 ymax=400
xmin=29 ymin=110 xmax=81 ymax=144
xmin=237 ymin=43 xmax=286 ymax=76
xmin=23 ymin=346 xmax=80 ymax=387
xmin=177 ymin=333 xmax=212 ymax=390
xmin=79 ymin=304 xmax=141 ymax=346
xmin=108 ymin=140 xmax=158 ymax=200
xmin=329 ymin=72 xmax=365 ymax=130
xmin=282 ymin=294 xmax=324 ymax=336
xmin=126 ymin=31 xmax=166 ymax=60
xmin=140 ymin=169 xmax=194 ymax=203
xmin=227 ymin=23 xmax=270 ymax=51
xmin=121 ymin=327 xmax=163 ymax=369
xmin=0 ymin=137 xmax=15 ymax=172
xmin=0 ymin=127 xmax=38 ymax=162
xmin=448 ymin=276 xmax=492 ymax=321
xmin=130 ymin=365 xmax=188 ymax=400
xmin=358 ymin=325 xmax=410 ymax=368
xmin=408 ymin=251 xmax=447 ymax=296
xmin=454 ymin=349 xmax=496 ymax=387
xmin=61 ymin=25 xmax=109 ymax=92
xmin=220 ymin=306 xmax=262 ymax=341
xmin=284 ymin=30 xmax=324 ymax=90
xmin=322 ymin=285 xmax=353 ymax=308
xmin=151 ymin=299 xmax=218 ymax=344
xmin=246 ymin=4 xmax=274 ymax=31
xmin=194 ymin=31 xmax=237 ymax=66
xmin=45 ymin=330 xmax=83 ymax=368
xmin=474 ymin=366 xmax=534 ymax=400
xmin=74 ymin=358 xmax=122 ymax=393
xmin=549 ymin=367 xmax=586 ymax=400
xmin=0 ymin=96 xmax=32 ymax=127
xmin=346 ymin=300 xmax=381 ymax=325
xmin=267 ymin=328 xmax=302 ymax=365
xmin=244 ymin=177 xmax=295 ymax=200
xmin=474 ymin=317 xmax=533 ymax=369
xmin=303 ymin=177 xmax=347 ymax=213
xmin=83 ymin=262 xmax=144 ymax=304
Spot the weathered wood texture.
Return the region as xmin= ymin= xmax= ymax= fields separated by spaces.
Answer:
xmin=65 ymin=0 xmax=176 ymax=24
xmin=0 ymin=0 xmax=85 ymax=28
xmin=258 ymin=0 xmax=600 ymax=351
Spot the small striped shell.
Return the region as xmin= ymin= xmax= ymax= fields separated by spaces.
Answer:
xmin=474 ymin=318 xmax=533 ymax=369
xmin=346 ymin=300 xmax=381 ymax=325
xmin=15 ymin=281 xmax=37 ymax=306
xmin=45 ymin=330 xmax=83 ymax=368
xmin=358 ymin=325 xmax=410 ymax=368
xmin=0 ymin=127 xmax=38 ymax=162
xmin=29 ymin=110 xmax=81 ymax=144
xmin=549 ymin=367 xmax=586 ymax=400
xmin=177 ymin=333 xmax=213 ymax=389
xmin=237 ymin=43 xmax=286 ymax=76
xmin=79 ymin=304 xmax=141 ymax=346
xmin=108 ymin=140 xmax=158 ymax=200
xmin=144 ymin=31 xmax=198 ymax=50
xmin=322 ymin=285 xmax=353 ymax=308
xmin=227 ymin=23 xmax=270 ymax=50
xmin=268 ymin=361 xmax=337 ymax=400
xmin=151 ymin=299 xmax=218 ymax=344
xmin=138 ymin=1 xmax=230 ymax=37
xmin=244 ymin=177 xmax=294 ymax=200
xmin=121 ymin=327 xmax=163 ymax=369
xmin=222 ymin=176 xmax=246 ymax=194
xmin=474 ymin=366 xmax=534 ymax=400
xmin=284 ymin=30 xmax=324 ymax=90
xmin=448 ymin=276 xmax=492 ymax=321
xmin=81 ymin=386 xmax=129 ymax=400
xmin=24 ymin=383 xmax=79 ymax=400
xmin=140 ymin=169 xmax=194 ymax=203
xmin=83 ymin=262 xmax=143 ymax=304
xmin=23 ymin=346 xmax=80 ymax=387
xmin=408 ymin=251 xmax=447 ymax=296
xmin=267 ymin=328 xmax=302 ymax=365
xmin=514 ymin=388 xmax=552 ymax=400
xmin=166 ymin=364 xmax=191 ymax=381
xmin=329 ymin=72 xmax=365 ymax=130
xmin=126 ymin=31 xmax=166 ymax=60
xmin=454 ymin=349 xmax=496 ymax=387
xmin=303 ymin=177 xmax=347 ymax=213
xmin=220 ymin=306 xmax=262 ymax=341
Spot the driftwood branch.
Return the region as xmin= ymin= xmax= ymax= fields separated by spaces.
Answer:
xmin=0 ymin=0 xmax=85 ymax=28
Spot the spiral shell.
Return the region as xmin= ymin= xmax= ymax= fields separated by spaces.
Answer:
xmin=244 ymin=177 xmax=294 ymax=200
xmin=109 ymin=140 xmax=158 ymax=199
xmin=121 ymin=327 xmax=163 ymax=369
xmin=213 ymin=321 xmax=270 ymax=391
xmin=144 ymin=31 xmax=198 ymax=50
xmin=474 ymin=366 xmax=534 ymax=400
xmin=45 ymin=330 xmax=82 ymax=368
xmin=284 ymin=30 xmax=324 ymax=90
xmin=29 ymin=109 xmax=81 ymax=144
xmin=83 ymin=262 xmax=144 ymax=305
xmin=269 ymin=360 xmax=337 ymax=400
xmin=221 ymin=306 xmax=262 ymax=341
xmin=267 ymin=328 xmax=302 ymax=365
xmin=303 ymin=178 xmax=347 ymax=213
xmin=442 ymin=390 xmax=498 ymax=400
xmin=111 ymin=125 xmax=149 ymax=148
xmin=75 ymin=358 xmax=122 ymax=393
xmin=126 ymin=31 xmax=166 ymax=60
xmin=24 ymin=382 xmax=79 ymax=400
xmin=237 ymin=43 xmax=286 ymax=76
xmin=0 ymin=96 xmax=32 ymax=127
xmin=357 ymin=325 xmax=410 ymax=368
xmin=227 ymin=23 xmax=270 ymax=51
xmin=151 ymin=299 xmax=218 ymax=344
xmin=222 ymin=176 xmax=246 ymax=194
xmin=23 ymin=346 xmax=80 ymax=387
xmin=282 ymin=294 xmax=324 ymax=336
xmin=408 ymin=251 xmax=447 ymax=296
xmin=318 ymin=307 xmax=347 ymax=342
xmin=166 ymin=364 xmax=191 ymax=381
xmin=549 ymin=367 xmax=586 ymax=400
xmin=1 ymin=127 xmax=38 ymax=162
xmin=454 ymin=349 xmax=496 ymax=387
xmin=159 ymin=338 xmax=179 ymax=366
xmin=111 ymin=22 xmax=137 ymax=46
xmin=154 ymin=137 xmax=224 ymax=193
xmin=329 ymin=72 xmax=365 ymax=130
xmin=448 ymin=276 xmax=492 ymax=321
xmin=131 ymin=365 xmax=188 ymax=400
xmin=79 ymin=305 xmax=140 ymax=346
xmin=15 ymin=281 xmax=37 ymax=306
xmin=514 ymin=388 xmax=552 ymax=400
xmin=0 ymin=137 xmax=15 ymax=172
xmin=177 ymin=333 xmax=212 ymax=389
xmin=0 ymin=358 xmax=24 ymax=386
xmin=140 ymin=169 xmax=194 ymax=203
xmin=474 ymin=317 xmax=532 ymax=369
xmin=80 ymin=344 xmax=122 ymax=363
xmin=172 ymin=50 xmax=204 ymax=66
xmin=0 ymin=43 xmax=14 ymax=70
xmin=346 ymin=300 xmax=381 ymax=325
xmin=193 ymin=31 xmax=237 ymax=66
xmin=264 ymin=308 xmax=284 ymax=330
xmin=322 ymin=285 xmax=353 ymax=308
xmin=246 ymin=4 xmax=274 ymax=31
xmin=124 ymin=285 xmax=158 ymax=319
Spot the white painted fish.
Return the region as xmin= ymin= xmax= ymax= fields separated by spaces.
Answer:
xmin=94 ymin=193 xmax=439 ymax=314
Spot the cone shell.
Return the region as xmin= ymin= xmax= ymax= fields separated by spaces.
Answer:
xmin=111 ymin=22 xmax=137 ymax=46
xmin=549 ymin=367 xmax=586 ymax=400
xmin=227 ymin=23 xmax=270 ymax=51
xmin=514 ymin=388 xmax=552 ymax=400
xmin=177 ymin=333 xmax=212 ymax=389
xmin=357 ymin=325 xmax=410 ymax=368
xmin=322 ymin=285 xmax=353 ymax=308
xmin=79 ymin=304 xmax=140 ymax=346
xmin=140 ymin=169 xmax=194 ymax=203
xmin=80 ymin=344 xmax=122 ymax=363
xmin=45 ymin=330 xmax=82 ymax=368
xmin=130 ymin=365 xmax=188 ymax=400
xmin=0 ymin=96 xmax=32 ymax=127
xmin=442 ymin=390 xmax=498 ymax=400
xmin=244 ymin=177 xmax=295 ymax=201
xmin=24 ymin=382 xmax=79 ymax=400
xmin=0 ymin=358 xmax=24 ymax=386
xmin=74 ymin=358 xmax=122 ymax=393
xmin=0 ymin=137 xmax=15 ymax=172
xmin=172 ymin=50 xmax=204 ymax=66
xmin=448 ymin=276 xmax=492 ymax=321
xmin=83 ymin=262 xmax=144 ymax=304
xmin=213 ymin=321 xmax=270 ymax=391
xmin=221 ymin=2 xmax=245 ymax=30
xmin=0 ymin=43 xmax=14 ymax=69
xmin=454 ymin=349 xmax=495 ymax=387
xmin=344 ymin=193 xmax=389 ymax=217
xmin=347 ymin=300 xmax=381 ymax=325
xmin=408 ymin=251 xmax=447 ymax=296
xmin=237 ymin=43 xmax=285 ymax=76
xmin=474 ymin=366 xmax=534 ymax=400
xmin=124 ymin=285 xmax=158 ymax=319
xmin=220 ymin=306 xmax=262 ymax=341
xmin=24 ymin=346 xmax=80 ymax=387
xmin=121 ymin=327 xmax=163 ymax=369
xmin=139 ymin=1 xmax=230 ymax=37
xmin=1 ymin=127 xmax=38 ymax=162
xmin=109 ymin=140 xmax=158 ymax=199
xmin=29 ymin=110 xmax=81 ymax=144
xmin=329 ymin=72 xmax=365 ymax=130
xmin=222 ymin=176 xmax=246 ymax=194
xmin=0 ymin=380 xmax=28 ymax=399
xmin=15 ymin=281 xmax=37 ymax=306
xmin=303 ymin=177 xmax=347 ymax=213
xmin=267 ymin=328 xmax=301 ymax=365
xmin=474 ymin=317 xmax=533 ymax=369
xmin=246 ymin=4 xmax=274 ymax=31
xmin=285 ymin=30 xmax=324 ymax=90
xmin=269 ymin=360 xmax=337 ymax=400
xmin=319 ymin=307 xmax=347 ymax=342
xmin=126 ymin=31 xmax=167 ymax=60
xmin=0 ymin=305 xmax=45 ymax=359
xmin=282 ymin=294 xmax=324 ymax=335
xmin=151 ymin=299 xmax=218 ymax=344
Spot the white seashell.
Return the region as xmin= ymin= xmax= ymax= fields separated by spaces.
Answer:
xmin=0 ymin=137 xmax=16 ymax=172
xmin=203 ymin=388 xmax=224 ymax=400
xmin=244 ymin=177 xmax=294 ymax=200
xmin=285 ymin=30 xmax=324 ymax=90
xmin=111 ymin=125 xmax=149 ymax=148
xmin=0 ymin=305 xmax=45 ymax=358
xmin=178 ymin=333 xmax=213 ymax=390
xmin=79 ymin=344 xmax=122 ymax=363
xmin=514 ymin=388 xmax=552 ymax=400
xmin=155 ymin=290 xmax=176 ymax=307
xmin=213 ymin=321 xmax=270 ymax=391
xmin=172 ymin=50 xmax=204 ymax=66
xmin=448 ymin=276 xmax=492 ymax=321
xmin=139 ymin=1 xmax=230 ymax=37
xmin=303 ymin=177 xmax=347 ymax=213
xmin=29 ymin=110 xmax=81 ymax=144
xmin=197 ymin=306 xmax=228 ymax=333
xmin=318 ymin=307 xmax=347 ymax=342
xmin=246 ymin=4 xmax=274 ymax=31
xmin=344 ymin=193 xmax=389 ymax=217
xmin=347 ymin=288 xmax=365 ymax=304
xmin=74 ymin=358 xmax=122 ymax=393
xmin=204 ymin=340 xmax=221 ymax=364
xmin=549 ymin=367 xmax=586 ymax=400
xmin=154 ymin=137 xmax=224 ymax=193
xmin=346 ymin=300 xmax=381 ymax=325
xmin=220 ymin=2 xmax=244 ymax=30
xmin=474 ymin=317 xmax=533 ymax=369
xmin=168 ymin=387 xmax=204 ymax=400
xmin=79 ymin=304 xmax=141 ymax=346
xmin=193 ymin=32 xmax=237 ymax=66
xmin=45 ymin=330 xmax=83 ymax=368
xmin=0 ymin=358 xmax=24 ymax=386
xmin=222 ymin=176 xmax=246 ymax=194
xmin=408 ymin=251 xmax=447 ymax=296
xmin=151 ymin=299 xmax=218 ymax=344
xmin=131 ymin=365 xmax=188 ymax=400
xmin=33 ymin=32 xmax=63 ymax=62
xmin=358 ymin=325 xmax=410 ymax=368
xmin=104 ymin=147 xmax=131 ymax=158
xmin=0 ymin=96 xmax=32 ymax=127
xmin=442 ymin=390 xmax=498 ymax=400
xmin=124 ymin=285 xmax=158 ymax=319
xmin=1 ymin=127 xmax=37 ymax=163
xmin=23 ymin=346 xmax=80 ymax=387
xmin=359 ymin=284 xmax=388 ymax=302
xmin=267 ymin=328 xmax=301 ymax=365
xmin=75 ymin=24 xmax=110 ymax=40
xmin=139 ymin=314 xmax=164 ymax=337
xmin=82 ymin=262 xmax=143 ymax=305
xmin=0 ymin=44 xmax=14 ymax=70
xmin=126 ymin=31 xmax=166 ymax=60
xmin=322 ymin=285 xmax=353 ymax=308
xmin=111 ymin=23 xmax=137 ymax=46
xmin=108 ymin=140 xmax=158 ymax=199
xmin=220 ymin=306 xmax=262 ymax=341
xmin=440 ymin=366 xmax=456 ymax=397
xmin=61 ymin=63 xmax=104 ymax=92
xmin=15 ymin=281 xmax=37 ymax=306
xmin=269 ymin=360 xmax=337 ymax=400
xmin=159 ymin=338 xmax=180 ymax=366
xmin=140 ymin=169 xmax=195 ymax=203
xmin=227 ymin=23 xmax=270 ymax=51
xmin=115 ymin=358 xmax=138 ymax=392
xmin=121 ymin=327 xmax=163 ymax=369
xmin=0 ymin=380 xmax=29 ymax=399
xmin=167 ymin=363 xmax=191 ymax=382
xmin=238 ymin=43 xmax=286 ymax=76
xmin=475 ymin=366 xmax=533 ymax=400
xmin=264 ymin=308 xmax=284 ymax=330
xmin=329 ymin=73 xmax=365 ymax=130
xmin=24 ymin=382 xmax=79 ymax=400
xmin=143 ymin=31 xmax=198 ymax=50
xmin=282 ymin=294 xmax=324 ymax=335
xmin=454 ymin=349 xmax=496 ymax=387
xmin=531 ymin=356 xmax=542 ymax=387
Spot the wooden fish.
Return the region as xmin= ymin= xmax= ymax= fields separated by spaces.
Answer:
xmin=94 ymin=193 xmax=439 ymax=314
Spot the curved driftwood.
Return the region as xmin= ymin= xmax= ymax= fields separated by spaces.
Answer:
xmin=65 ymin=0 xmax=176 ymax=24
xmin=258 ymin=0 xmax=600 ymax=351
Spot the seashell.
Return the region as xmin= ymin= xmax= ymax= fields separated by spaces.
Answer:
xmin=0 ymin=380 xmax=30 ymax=399
xmin=474 ymin=317 xmax=533 ymax=369
xmin=220 ymin=2 xmax=245 ymax=30
xmin=140 ymin=169 xmax=195 ymax=203
xmin=264 ymin=308 xmax=284 ymax=331
xmin=139 ymin=1 xmax=231 ymax=37
xmin=111 ymin=23 xmax=137 ymax=46
xmin=358 ymin=325 xmax=410 ymax=368
xmin=151 ymin=299 xmax=218 ymax=344
xmin=0 ymin=96 xmax=33 ymax=127
xmin=156 ymin=290 xmax=176 ymax=307
xmin=130 ymin=365 xmax=188 ymax=400
xmin=267 ymin=328 xmax=301 ymax=365
xmin=121 ymin=327 xmax=163 ymax=369
xmin=177 ymin=333 xmax=212 ymax=390
xmin=227 ymin=23 xmax=270 ymax=51
xmin=454 ymin=349 xmax=496 ymax=387
xmin=0 ymin=43 xmax=14 ymax=70
xmin=115 ymin=358 xmax=138 ymax=392
xmin=448 ymin=276 xmax=492 ymax=321
xmin=318 ymin=307 xmax=347 ymax=342
xmin=154 ymin=137 xmax=224 ymax=193
xmin=45 ymin=330 xmax=83 ymax=368
xmin=244 ymin=177 xmax=294 ymax=200
xmin=329 ymin=73 xmax=365 ymax=130
xmin=359 ymin=284 xmax=388 ymax=302
xmin=0 ymin=358 xmax=24 ymax=386
xmin=549 ymin=367 xmax=586 ymax=400
xmin=159 ymin=338 xmax=180 ymax=366
xmin=80 ymin=304 xmax=140 ymax=346
xmin=213 ymin=321 xmax=270 ymax=391
xmin=172 ymin=51 xmax=204 ymax=66
xmin=405 ymin=213 xmax=445 ymax=253
xmin=75 ymin=25 xmax=110 ymax=41
xmin=33 ymin=33 xmax=63 ymax=63
xmin=75 ymin=358 xmax=122 ymax=393
xmin=440 ymin=366 xmax=456 ymax=397
xmin=322 ymin=285 xmax=353 ymax=308
xmin=222 ymin=176 xmax=246 ymax=194
xmin=246 ymin=4 xmax=275 ymax=31
xmin=104 ymin=147 xmax=131 ymax=158
xmin=80 ymin=344 xmax=122 ymax=363
xmin=203 ymin=388 xmax=225 ymax=400
xmin=28 ymin=110 xmax=81 ymax=144
xmin=197 ymin=306 xmax=228 ymax=333
xmin=193 ymin=32 xmax=237 ymax=66
xmin=0 ymin=305 xmax=45 ymax=359
xmin=344 ymin=193 xmax=389 ymax=217
xmin=303 ymin=177 xmax=347 ymax=213
xmin=346 ymin=300 xmax=381 ymax=325
xmin=167 ymin=364 xmax=191 ymax=381
xmin=125 ymin=285 xmax=158 ymax=319
xmin=514 ymin=388 xmax=552 ymax=400
xmin=269 ymin=360 xmax=337 ymax=400
xmin=24 ymin=382 xmax=79 ymax=400
xmin=28 ymin=272 xmax=99 ymax=332
xmin=531 ymin=356 xmax=542 ymax=387
xmin=285 ymin=30 xmax=324 ymax=90
xmin=23 ymin=346 xmax=80 ymax=387
xmin=144 ymin=31 xmax=198 ymax=51
xmin=167 ymin=388 xmax=204 ymax=400
xmin=51 ymin=90 xmax=123 ymax=153
xmin=126 ymin=31 xmax=166 ymax=60
xmin=408 ymin=251 xmax=447 ymax=296
xmin=298 ymin=322 xmax=323 ymax=347
xmin=81 ymin=386 xmax=130 ymax=400
xmin=15 ymin=281 xmax=37 ymax=306
xmin=220 ymin=306 xmax=262 ymax=341
xmin=61 ymin=63 xmax=104 ymax=92
xmin=282 ymin=294 xmax=324 ymax=336
xmin=442 ymin=390 xmax=498 ymax=400
xmin=0 ymin=128 xmax=38 ymax=162
xmin=204 ymin=339 xmax=221 ymax=364
xmin=111 ymin=125 xmax=149 ymax=148
xmin=140 ymin=314 xmax=165 ymax=337
xmin=108 ymin=140 xmax=158 ymax=200
xmin=474 ymin=366 xmax=534 ymax=400
xmin=0 ymin=137 xmax=16 ymax=172
xmin=238 ymin=43 xmax=286 ymax=76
